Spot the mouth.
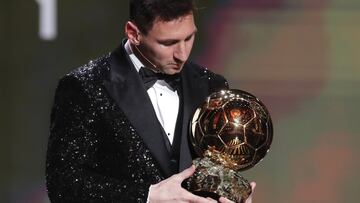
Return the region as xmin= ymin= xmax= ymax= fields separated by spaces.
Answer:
xmin=168 ymin=63 xmax=182 ymax=69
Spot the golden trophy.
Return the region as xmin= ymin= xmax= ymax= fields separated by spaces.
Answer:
xmin=185 ymin=89 xmax=273 ymax=202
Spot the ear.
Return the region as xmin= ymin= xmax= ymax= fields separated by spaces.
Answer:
xmin=125 ymin=21 xmax=141 ymax=45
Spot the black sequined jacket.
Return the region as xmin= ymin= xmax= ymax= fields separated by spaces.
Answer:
xmin=46 ymin=43 xmax=228 ymax=202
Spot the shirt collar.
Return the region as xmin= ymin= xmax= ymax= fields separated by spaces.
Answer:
xmin=124 ymin=39 xmax=144 ymax=73
xmin=124 ymin=40 xmax=178 ymax=91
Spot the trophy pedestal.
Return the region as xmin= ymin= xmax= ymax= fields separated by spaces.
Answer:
xmin=185 ymin=156 xmax=251 ymax=203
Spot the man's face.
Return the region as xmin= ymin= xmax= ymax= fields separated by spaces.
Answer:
xmin=137 ymin=13 xmax=197 ymax=75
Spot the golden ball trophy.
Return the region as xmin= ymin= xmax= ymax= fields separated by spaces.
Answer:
xmin=185 ymin=89 xmax=273 ymax=203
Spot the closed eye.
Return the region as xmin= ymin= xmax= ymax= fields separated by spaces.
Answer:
xmin=185 ymin=33 xmax=194 ymax=42
xmin=159 ymin=40 xmax=178 ymax=46
xmin=158 ymin=30 xmax=197 ymax=46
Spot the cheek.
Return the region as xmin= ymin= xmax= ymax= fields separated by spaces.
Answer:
xmin=142 ymin=40 xmax=167 ymax=60
xmin=186 ymin=39 xmax=195 ymax=55
xmin=154 ymin=46 xmax=174 ymax=61
xmin=186 ymin=45 xmax=193 ymax=56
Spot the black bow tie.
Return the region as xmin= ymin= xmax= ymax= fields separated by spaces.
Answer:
xmin=139 ymin=67 xmax=181 ymax=91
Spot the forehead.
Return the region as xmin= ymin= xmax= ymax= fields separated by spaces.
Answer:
xmin=147 ymin=14 xmax=196 ymax=39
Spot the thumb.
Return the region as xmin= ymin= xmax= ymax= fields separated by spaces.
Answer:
xmin=250 ymin=182 xmax=256 ymax=191
xmin=177 ymin=165 xmax=196 ymax=181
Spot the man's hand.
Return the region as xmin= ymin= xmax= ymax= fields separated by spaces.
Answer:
xmin=218 ymin=182 xmax=256 ymax=203
xmin=148 ymin=165 xmax=217 ymax=203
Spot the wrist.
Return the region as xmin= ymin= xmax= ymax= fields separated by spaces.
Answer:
xmin=147 ymin=184 xmax=154 ymax=203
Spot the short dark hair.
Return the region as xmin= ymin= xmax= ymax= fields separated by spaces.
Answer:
xmin=130 ymin=0 xmax=196 ymax=34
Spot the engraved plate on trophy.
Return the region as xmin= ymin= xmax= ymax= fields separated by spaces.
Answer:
xmin=185 ymin=89 xmax=273 ymax=203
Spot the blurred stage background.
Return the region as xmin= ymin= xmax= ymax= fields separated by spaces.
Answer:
xmin=1 ymin=0 xmax=359 ymax=202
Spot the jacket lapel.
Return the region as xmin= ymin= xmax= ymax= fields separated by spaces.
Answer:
xmin=178 ymin=63 xmax=210 ymax=171
xmin=103 ymin=44 xmax=173 ymax=177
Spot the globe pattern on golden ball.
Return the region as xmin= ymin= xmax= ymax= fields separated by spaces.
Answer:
xmin=190 ymin=89 xmax=273 ymax=171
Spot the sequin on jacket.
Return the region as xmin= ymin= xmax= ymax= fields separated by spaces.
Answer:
xmin=46 ymin=44 xmax=228 ymax=202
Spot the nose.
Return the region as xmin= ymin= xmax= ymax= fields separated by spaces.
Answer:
xmin=174 ymin=42 xmax=187 ymax=62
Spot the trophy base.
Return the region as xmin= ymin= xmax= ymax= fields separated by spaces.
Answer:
xmin=184 ymin=157 xmax=251 ymax=203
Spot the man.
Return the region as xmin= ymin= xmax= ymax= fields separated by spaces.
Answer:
xmin=46 ymin=0 xmax=255 ymax=202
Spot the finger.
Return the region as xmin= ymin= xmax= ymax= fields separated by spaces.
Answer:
xmin=244 ymin=182 xmax=256 ymax=203
xmin=250 ymin=181 xmax=256 ymax=191
xmin=176 ymin=165 xmax=196 ymax=181
xmin=192 ymin=196 xmax=218 ymax=203
xmin=219 ymin=197 xmax=235 ymax=203
xmin=207 ymin=197 xmax=218 ymax=203
xmin=183 ymin=191 xmax=216 ymax=203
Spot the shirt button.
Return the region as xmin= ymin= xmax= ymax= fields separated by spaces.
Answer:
xmin=160 ymin=93 xmax=163 ymax=96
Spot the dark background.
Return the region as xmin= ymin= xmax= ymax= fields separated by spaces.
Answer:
xmin=1 ymin=0 xmax=360 ymax=202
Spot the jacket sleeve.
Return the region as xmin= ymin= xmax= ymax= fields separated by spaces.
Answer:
xmin=46 ymin=75 xmax=149 ymax=202
xmin=209 ymin=72 xmax=230 ymax=93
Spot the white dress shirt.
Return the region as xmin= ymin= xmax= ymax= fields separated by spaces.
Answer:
xmin=124 ymin=40 xmax=180 ymax=145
